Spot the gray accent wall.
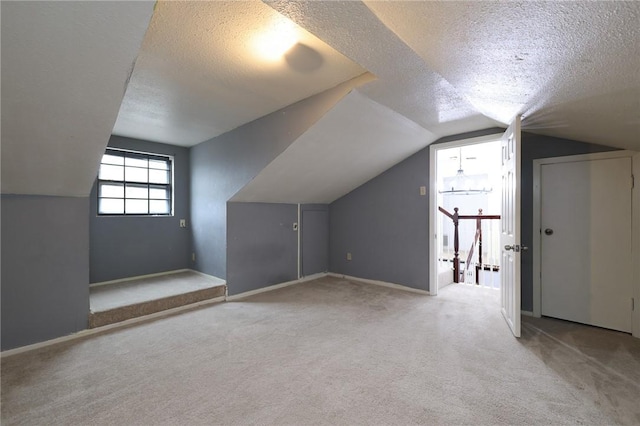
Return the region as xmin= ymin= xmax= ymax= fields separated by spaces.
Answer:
xmin=227 ymin=202 xmax=298 ymax=295
xmin=520 ymin=133 xmax=617 ymax=311
xmin=89 ymin=136 xmax=191 ymax=283
xmin=1 ymin=195 xmax=89 ymax=350
xmin=329 ymin=127 xmax=618 ymax=307
xmin=190 ymin=80 xmax=362 ymax=279
xmin=301 ymin=204 xmax=329 ymax=276
xmin=330 ymin=148 xmax=430 ymax=291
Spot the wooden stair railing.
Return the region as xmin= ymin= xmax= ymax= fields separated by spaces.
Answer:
xmin=438 ymin=207 xmax=500 ymax=284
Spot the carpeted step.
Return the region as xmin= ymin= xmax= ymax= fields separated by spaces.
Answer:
xmin=89 ymin=285 xmax=226 ymax=328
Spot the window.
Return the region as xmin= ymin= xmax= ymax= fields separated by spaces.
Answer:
xmin=97 ymin=148 xmax=173 ymax=216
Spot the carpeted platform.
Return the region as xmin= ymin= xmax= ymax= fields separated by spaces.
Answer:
xmin=89 ymin=270 xmax=226 ymax=328
xmin=3 ymin=276 xmax=639 ymax=425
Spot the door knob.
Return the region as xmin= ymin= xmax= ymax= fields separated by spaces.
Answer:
xmin=504 ymin=245 xmax=514 ymax=251
xmin=544 ymin=228 xmax=554 ymax=235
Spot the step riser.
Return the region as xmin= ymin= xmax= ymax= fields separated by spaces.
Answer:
xmin=89 ymin=286 xmax=226 ymax=328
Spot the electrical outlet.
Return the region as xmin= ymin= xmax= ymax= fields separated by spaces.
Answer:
xmin=420 ymin=186 xmax=426 ymax=196
xmin=180 ymin=219 xmax=186 ymax=228
xmin=346 ymin=252 xmax=352 ymax=261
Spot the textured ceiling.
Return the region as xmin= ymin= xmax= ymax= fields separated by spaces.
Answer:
xmin=3 ymin=1 xmax=638 ymax=200
xmin=1 ymin=1 xmax=155 ymax=196
xmin=231 ymin=90 xmax=433 ymax=204
xmin=364 ymin=1 xmax=640 ymax=150
xmin=267 ymin=1 xmax=501 ymax=139
xmin=112 ymin=1 xmax=366 ymax=146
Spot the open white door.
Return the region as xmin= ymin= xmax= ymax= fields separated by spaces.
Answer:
xmin=500 ymin=116 xmax=522 ymax=337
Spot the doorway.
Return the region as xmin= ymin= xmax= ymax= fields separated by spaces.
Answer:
xmin=429 ymin=134 xmax=503 ymax=294
xmin=533 ymin=151 xmax=639 ymax=335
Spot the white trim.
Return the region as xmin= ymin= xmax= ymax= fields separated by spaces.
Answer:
xmin=1 ymin=296 xmax=226 ymax=358
xmin=633 ymin=153 xmax=640 ymax=338
xmin=328 ymin=273 xmax=430 ymax=295
xmin=89 ymin=269 xmax=191 ymax=288
xmin=532 ymin=158 xmax=542 ymax=318
xmin=532 ymin=150 xmax=638 ymax=338
xmin=4 ymin=272 xmax=431 ymax=356
xmin=428 ymin=132 xmax=504 ymax=296
xmin=226 ymin=272 xmax=327 ymax=301
xmin=521 ymin=310 xmax=534 ymax=317
xmin=297 ymin=203 xmax=301 ymax=279
xmin=429 ymin=142 xmax=438 ymax=295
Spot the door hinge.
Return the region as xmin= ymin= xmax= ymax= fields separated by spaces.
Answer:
xmin=632 ymin=298 xmax=635 ymax=311
xmin=632 ymin=174 xmax=635 ymax=189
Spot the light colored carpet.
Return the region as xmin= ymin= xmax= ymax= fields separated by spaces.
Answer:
xmin=90 ymin=270 xmax=226 ymax=312
xmin=2 ymin=276 xmax=639 ymax=425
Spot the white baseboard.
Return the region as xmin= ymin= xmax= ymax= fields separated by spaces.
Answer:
xmin=226 ymin=272 xmax=327 ymax=301
xmin=5 ymin=272 xmax=427 ymax=356
xmin=327 ymin=273 xmax=430 ymax=295
xmin=89 ymin=269 xmax=192 ymax=288
xmin=1 ymin=296 xmax=226 ymax=358
xmin=521 ymin=310 xmax=535 ymax=317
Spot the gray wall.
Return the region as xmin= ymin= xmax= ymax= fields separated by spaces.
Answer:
xmin=301 ymin=204 xmax=329 ymax=276
xmin=190 ymin=79 xmax=363 ymax=280
xmin=227 ymin=202 xmax=298 ymax=295
xmin=329 ymin=127 xmax=618 ymax=306
xmin=89 ymin=136 xmax=191 ymax=283
xmin=1 ymin=195 xmax=89 ymax=350
xmin=330 ymin=148 xmax=430 ymax=290
xmin=520 ymin=132 xmax=617 ymax=311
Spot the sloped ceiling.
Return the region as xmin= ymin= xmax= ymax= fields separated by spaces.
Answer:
xmin=231 ymin=90 xmax=433 ymax=204
xmin=112 ymin=1 xmax=366 ymax=146
xmin=267 ymin=0 xmax=502 ymax=139
xmin=269 ymin=1 xmax=640 ymax=151
xmin=3 ymin=1 xmax=638 ymax=200
xmin=362 ymin=1 xmax=640 ymax=151
xmin=1 ymin=1 xmax=155 ymax=196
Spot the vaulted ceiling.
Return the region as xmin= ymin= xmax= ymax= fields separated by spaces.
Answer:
xmin=112 ymin=1 xmax=366 ymax=146
xmin=1 ymin=1 xmax=155 ymax=196
xmin=2 ymin=1 xmax=639 ymax=199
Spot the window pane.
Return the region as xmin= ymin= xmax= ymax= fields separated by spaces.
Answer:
xmin=150 ymin=200 xmax=170 ymax=215
xmin=97 ymin=150 xmax=172 ymax=216
xmin=126 ymin=184 xmax=149 ymax=199
xmin=99 ymin=198 xmax=124 ymax=214
xmin=125 ymin=166 xmax=148 ymax=183
xmin=149 ymin=159 xmax=169 ymax=170
xmin=125 ymin=157 xmax=148 ymax=168
xmin=149 ymin=169 xmax=169 ymax=184
xmin=99 ymin=164 xmax=124 ymax=181
xmin=99 ymin=183 xmax=124 ymax=198
xmin=149 ymin=186 xmax=169 ymax=200
xmin=102 ymin=154 xmax=124 ymax=165
xmin=125 ymin=199 xmax=148 ymax=214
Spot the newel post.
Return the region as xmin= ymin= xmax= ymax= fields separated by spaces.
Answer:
xmin=476 ymin=209 xmax=483 ymax=285
xmin=453 ymin=207 xmax=460 ymax=283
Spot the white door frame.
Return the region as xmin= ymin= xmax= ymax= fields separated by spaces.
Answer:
xmin=532 ymin=150 xmax=639 ymax=338
xmin=428 ymin=133 xmax=503 ymax=295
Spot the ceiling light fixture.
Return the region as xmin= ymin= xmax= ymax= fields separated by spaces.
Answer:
xmin=439 ymin=148 xmax=492 ymax=195
xmin=253 ymin=20 xmax=298 ymax=61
